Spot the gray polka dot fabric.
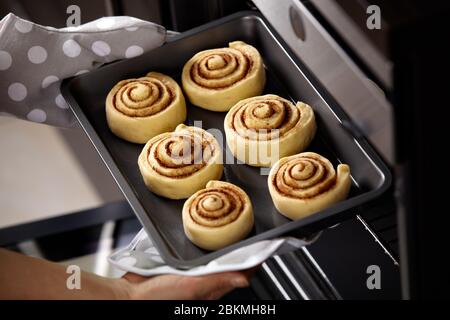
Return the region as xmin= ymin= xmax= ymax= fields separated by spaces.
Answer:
xmin=0 ymin=13 xmax=168 ymax=127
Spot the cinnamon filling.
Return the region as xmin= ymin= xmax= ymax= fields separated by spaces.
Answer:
xmin=189 ymin=187 xmax=245 ymax=227
xmin=113 ymin=78 xmax=175 ymax=117
xmin=272 ymin=156 xmax=337 ymax=199
xmin=189 ymin=51 xmax=253 ymax=89
xmin=146 ymin=129 xmax=217 ymax=179
xmin=230 ymin=97 xmax=301 ymax=141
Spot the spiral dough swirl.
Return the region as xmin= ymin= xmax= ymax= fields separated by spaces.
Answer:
xmin=188 ymin=186 xmax=246 ymax=227
xmin=113 ymin=76 xmax=175 ymax=117
xmin=272 ymin=153 xmax=337 ymax=199
xmin=145 ymin=127 xmax=218 ymax=178
xmin=229 ymin=95 xmax=301 ymax=140
xmin=182 ymin=41 xmax=265 ymax=112
xmin=188 ymin=47 xmax=253 ymax=90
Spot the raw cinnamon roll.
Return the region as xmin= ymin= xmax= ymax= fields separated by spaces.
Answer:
xmin=182 ymin=180 xmax=254 ymax=251
xmin=224 ymin=94 xmax=316 ymax=167
xmin=106 ymin=72 xmax=186 ymax=143
xmin=138 ymin=124 xmax=223 ymax=199
xmin=182 ymin=41 xmax=265 ymax=112
xmin=268 ymin=152 xmax=351 ymax=220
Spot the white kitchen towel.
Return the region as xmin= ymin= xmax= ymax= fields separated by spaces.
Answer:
xmin=108 ymin=229 xmax=321 ymax=276
xmin=0 ymin=13 xmax=169 ymax=127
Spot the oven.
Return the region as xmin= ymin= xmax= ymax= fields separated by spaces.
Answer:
xmin=140 ymin=0 xmax=450 ymax=299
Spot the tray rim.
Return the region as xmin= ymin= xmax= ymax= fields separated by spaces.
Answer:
xmin=61 ymin=11 xmax=392 ymax=269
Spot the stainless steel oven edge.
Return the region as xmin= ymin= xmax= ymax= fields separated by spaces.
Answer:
xmin=252 ymin=0 xmax=394 ymax=164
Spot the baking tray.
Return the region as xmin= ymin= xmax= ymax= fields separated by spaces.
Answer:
xmin=62 ymin=12 xmax=391 ymax=269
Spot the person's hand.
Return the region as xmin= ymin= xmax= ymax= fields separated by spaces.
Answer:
xmin=0 ymin=248 xmax=254 ymax=299
xmin=116 ymin=270 xmax=252 ymax=300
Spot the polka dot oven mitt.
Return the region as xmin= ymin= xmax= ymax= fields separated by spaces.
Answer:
xmin=0 ymin=13 xmax=168 ymax=127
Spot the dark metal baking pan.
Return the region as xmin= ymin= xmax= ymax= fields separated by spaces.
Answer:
xmin=62 ymin=11 xmax=391 ymax=269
